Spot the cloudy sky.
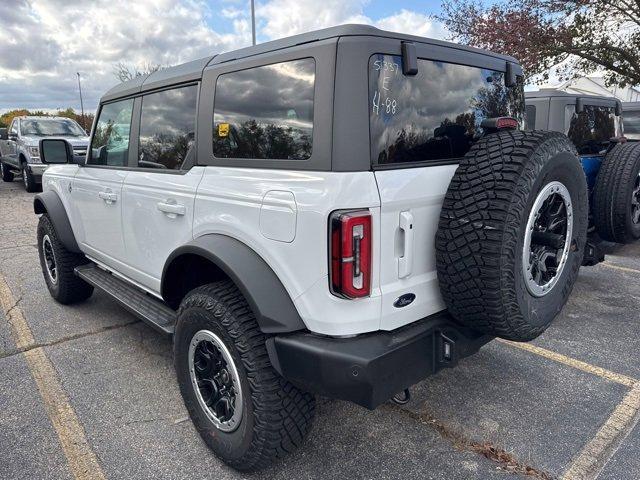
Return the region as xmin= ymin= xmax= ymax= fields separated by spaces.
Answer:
xmin=0 ymin=0 xmax=446 ymax=113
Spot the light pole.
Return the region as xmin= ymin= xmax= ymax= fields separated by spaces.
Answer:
xmin=251 ymin=0 xmax=256 ymax=46
xmin=76 ymin=72 xmax=86 ymax=130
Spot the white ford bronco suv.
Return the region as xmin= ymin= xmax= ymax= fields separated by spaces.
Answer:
xmin=34 ymin=25 xmax=590 ymax=470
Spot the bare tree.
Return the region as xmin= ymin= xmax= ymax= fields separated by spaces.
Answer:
xmin=113 ymin=62 xmax=164 ymax=82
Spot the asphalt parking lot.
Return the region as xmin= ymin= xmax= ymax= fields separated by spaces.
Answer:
xmin=1 ymin=178 xmax=639 ymax=480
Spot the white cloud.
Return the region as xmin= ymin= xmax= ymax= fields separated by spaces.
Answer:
xmin=0 ymin=0 xmax=447 ymax=111
xmin=256 ymin=1 xmax=447 ymax=41
xmin=375 ymin=9 xmax=447 ymax=39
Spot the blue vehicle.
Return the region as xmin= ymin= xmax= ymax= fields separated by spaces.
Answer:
xmin=526 ymin=91 xmax=640 ymax=259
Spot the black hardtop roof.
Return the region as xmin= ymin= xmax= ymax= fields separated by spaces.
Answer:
xmin=525 ymin=90 xmax=618 ymax=102
xmin=101 ymin=24 xmax=520 ymax=103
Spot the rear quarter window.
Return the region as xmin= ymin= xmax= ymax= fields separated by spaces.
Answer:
xmin=212 ymin=58 xmax=315 ymax=160
xmin=369 ymin=55 xmax=524 ymax=166
xmin=624 ymin=110 xmax=640 ymax=135
xmin=565 ymin=104 xmax=621 ymax=154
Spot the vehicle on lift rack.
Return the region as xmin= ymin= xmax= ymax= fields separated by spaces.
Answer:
xmin=623 ymin=101 xmax=640 ymax=141
xmin=526 ymin=91 xmax=640 ymax=247
xmin=0 ymin=116 xmax=89 ymax=192
xmin=34 ymin=25 xmax=592 ymax=471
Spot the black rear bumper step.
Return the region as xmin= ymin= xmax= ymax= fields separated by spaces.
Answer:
xmin=267 ymin=312 xmax=492 ymax=410
xmin=75 ymin=264 xmax=176 ymax=335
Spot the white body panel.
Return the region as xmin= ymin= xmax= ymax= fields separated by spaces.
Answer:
xmin=193 ymin=167 xmax=382 ymax=336
xmin=374 ymin=165 xmax=456 ymax=330
xmin=73 ymin=167 xmax=128 ymax=267
xmin=42 ymin=160 xmax=453 ymax=337
xmin=120 ymin=167 xmax=205 ymax=291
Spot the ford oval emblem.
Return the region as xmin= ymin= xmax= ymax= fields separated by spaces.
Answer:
xmin=394 ymin=293 xmax=416 ymax=308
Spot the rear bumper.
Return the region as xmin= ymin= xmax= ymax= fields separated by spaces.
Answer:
xmin=267 ymin=311 xmax=492 ymax=409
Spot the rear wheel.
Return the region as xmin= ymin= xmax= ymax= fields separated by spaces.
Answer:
xmin=436 ymin=130 xmax=588 ymax=341
xmin=1 ymin=162 xmax=14 ymax=182
xmin=174 ymin=281 xmax=315 ymax=471
xmin=593 ymin=142 xmax=640 ymax=243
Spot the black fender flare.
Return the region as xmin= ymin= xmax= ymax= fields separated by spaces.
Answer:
xmin=33 ymin=191 xmax=81 ymax=253
xmin=162 ymin=234 xmax=306 ymax=334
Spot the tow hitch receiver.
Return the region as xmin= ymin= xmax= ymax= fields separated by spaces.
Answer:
xmin=582 ymin=236 xmax=605 ymax=266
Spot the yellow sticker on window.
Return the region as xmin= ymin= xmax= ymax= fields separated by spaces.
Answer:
xmin=218 ymin=123 xmax=230 ymax=137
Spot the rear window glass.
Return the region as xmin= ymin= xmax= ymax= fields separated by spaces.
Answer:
xmin=213 ymin=58 xmax=315 ymax=160
xmin=565 ymin=105 xmax=621 ymax=155
xmin=624 ymin=110 xmax=640 ymax=135
xmin=369 ymin=55 xmax=524 ymax=165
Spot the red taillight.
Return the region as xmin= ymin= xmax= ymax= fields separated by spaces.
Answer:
xmin=329 ymin=210 xmax=372 ymax=299
xmin=495 ymin=117 xmax=519 ymax=129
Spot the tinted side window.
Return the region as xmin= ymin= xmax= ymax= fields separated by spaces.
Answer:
xmin=369 ymin=55 xmax=525 ymax=165
xmin=89 ymin=99 xmax=134 ymax=166
xmin=565 ymin=105 xmax=621 ymax=155
xmin=213 ymin=58 xmax=315 ymax=160
xmin=138 ymin=85 xmax=198 ymax=170
xmin=623 ymin=110 xmax=640 ymax=135
xmin=525 ymin=105 xmax=537 ymax=130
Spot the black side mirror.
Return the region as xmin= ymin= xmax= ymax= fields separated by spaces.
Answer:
xmin=39 ymin=138 xmax=74 ymax=164
xmin=401 ymin=42 xmax=418 ymax=76
xmin=0 ymin=128 xmax=7 ymax=141
xmin=505 ymin=62 xmax=519 ymax=87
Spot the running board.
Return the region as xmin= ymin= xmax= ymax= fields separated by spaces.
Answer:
xmin=74 ymin=264 xmax=176 ymax=335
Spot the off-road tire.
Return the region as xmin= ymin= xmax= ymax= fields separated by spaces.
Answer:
xmin=436 ymin=130 xmax=588 ymax=341
xmin=21 ymin=161 xmax=38 ymax=192
xmin=174 ymin=281 xmax=315 ymax=471
xmin=1 ymin=162 xmax=14 ymax=182
xmin=593 ymin=142 xmax=640 ymax=243
xmin=37 ymin=214 xmax=93 ymax=304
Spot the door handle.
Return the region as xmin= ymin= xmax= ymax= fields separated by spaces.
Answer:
xmin=98 ymin=191 xmax=117 ymax=204
xmin=157 ymin=200 xmax=186 ymax=217
xmin=398 ymin=211 xmax=414 ymax=279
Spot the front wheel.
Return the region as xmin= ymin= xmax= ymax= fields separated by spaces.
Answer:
xmin=21 ymin=162 xmax=38 ymax=192
xmin=174 ymin=281 xmax=315 ymax=471
xmin=37 ymin=215 xmax=93 ymax=304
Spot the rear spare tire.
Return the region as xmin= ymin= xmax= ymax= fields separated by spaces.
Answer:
xmin=593 ymin=142 xmax=640 ymax=243
xmin=436 ymin=130 xmax=588 ymax=341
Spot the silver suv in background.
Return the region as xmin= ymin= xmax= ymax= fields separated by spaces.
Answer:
xmin=0 ymin=116 xmax=89 ymax=191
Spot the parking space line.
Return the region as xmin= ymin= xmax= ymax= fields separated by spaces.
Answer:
xmin=600 ymin=262 xmax=640 ymax=275
xmin=0 ymin=273 xmax=107 ymax=480
xmin=497 ymin=339 xmax=638 ymax=388
xmin=562 ymin=385 xmax=640 ymax=480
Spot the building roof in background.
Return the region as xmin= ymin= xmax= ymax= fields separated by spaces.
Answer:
xmin=535 ymin=76 xmax=640 ymax=102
